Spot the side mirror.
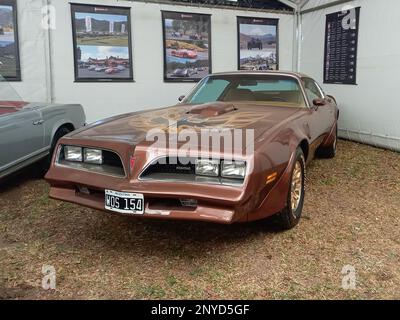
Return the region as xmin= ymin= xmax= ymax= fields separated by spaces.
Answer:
xmin=178 ymin=95 xmax=185 ymax=102
xmin=312 ymin=98 xmax=327 ymax=107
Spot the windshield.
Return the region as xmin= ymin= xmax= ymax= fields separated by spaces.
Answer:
xmin=0 ymin=73 xmax=22 ymax=104
xmin=184 ymin=74 xmax=307 ymax=108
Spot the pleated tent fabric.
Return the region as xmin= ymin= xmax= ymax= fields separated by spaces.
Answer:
xmin=299 ymin=0 xmax=400 ymax=151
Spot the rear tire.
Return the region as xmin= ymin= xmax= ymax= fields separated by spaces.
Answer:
xmin=318 ymin=125 xmax=337 ymax=159
xmin=41 ymin=126 xmax=71 ymax=173
xmin=275 ymin=148 xmax=306 ymax=231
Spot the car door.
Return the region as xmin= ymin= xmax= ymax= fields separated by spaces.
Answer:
xmin=301 ymin=78 xmax=335 ymax=154
xmin=0 ymin=106 xmax=45 ymax=171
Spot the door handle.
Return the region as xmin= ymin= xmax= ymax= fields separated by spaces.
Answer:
xmin=33 ymin=119 xmax=44 ymax=125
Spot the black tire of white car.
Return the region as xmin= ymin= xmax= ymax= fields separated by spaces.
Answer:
xmin=41 ymin=126 xmax=71 ymax=173
xmin=275 ymin=148 xmax=306 ymax=230
xmin=318 ymin=125 xmax=337 ymax=159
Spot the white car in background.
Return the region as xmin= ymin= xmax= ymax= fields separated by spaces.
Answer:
xmin=0 ymin=75 xmax=86 ymax=179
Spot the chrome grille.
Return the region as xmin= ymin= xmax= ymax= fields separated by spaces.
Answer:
xmin=141 ymin=157 xmax=195 ymax=177
xmin=139 ymin=156 xmax=244 ymax=186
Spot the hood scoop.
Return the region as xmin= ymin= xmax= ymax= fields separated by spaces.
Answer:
xmin=187 ymin=102 xmax=237 ymax=117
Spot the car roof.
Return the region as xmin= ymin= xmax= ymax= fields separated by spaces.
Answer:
xmin=209 ymin=70 xmax=310 ymax=80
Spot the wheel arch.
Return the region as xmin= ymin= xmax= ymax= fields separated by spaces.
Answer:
xmin=299 ymin=139 xmax=309 ymax=162
xmin=50 ymin=122 xmax=75 ymax=147
xmin=60 ymin=122 xmax=75 ymax=133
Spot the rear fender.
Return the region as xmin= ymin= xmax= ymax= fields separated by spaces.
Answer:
xmin=320 ymin=120 xmax=337 ymax=148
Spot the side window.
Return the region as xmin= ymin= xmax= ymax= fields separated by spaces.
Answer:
xmin=303 ymin=78 xmax=323 ymax=104
xmin=189 ymin=79 xmax=230 ymax=104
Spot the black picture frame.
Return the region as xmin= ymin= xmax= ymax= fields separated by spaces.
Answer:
xmin=0 ymin=0 xmax=21 ymax=81
xmin=237 ymin=16 xmax=279 ymax=71
xmin=162 ymin=11 xmax=212 ymax=83
xmin=323 ymin=7 xmax=361 ymax=85
xmin=70 ymin=3 xmax=133 ymax=82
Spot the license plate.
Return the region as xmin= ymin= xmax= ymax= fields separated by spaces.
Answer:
xmin=105 ymin=190 xmax=144 ymax=215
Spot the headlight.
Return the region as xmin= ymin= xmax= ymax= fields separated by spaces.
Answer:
xmin=195 ymin=159 xmax=220 ymax=177
xmin=84 ymin=148 xmax=103 ymax=164
xmin=64 ymin=146 xmax=82 ymax=162
xmin=221 ymin=161 xmax=246 ymax=179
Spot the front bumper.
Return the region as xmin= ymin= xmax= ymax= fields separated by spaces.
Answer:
xmin=45 ymin=138 xmax=291 ymax=224
xmin=46 ymin=160 xmax=292 ymax=224
xmin=48 ymin=186 xmax=243 ymax=224
xmin=46 ymin=164 xmax=254 ymax=224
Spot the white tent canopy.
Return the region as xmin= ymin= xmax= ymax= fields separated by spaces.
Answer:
xmin=296 ymin=0 xmax=400 ymax=152
xmin=277 ymin=0 xmax=353 ymax=12
xmin=271 ymin=0 xmax=400 ymax=152
xmin=276 ymin=0 xmax=308 ymax=10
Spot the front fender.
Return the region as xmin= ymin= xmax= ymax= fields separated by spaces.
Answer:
xmin=245 ymin=128 xmax=309 ymax=221
xmin=247 ymin=146 xmax=299 ymax=222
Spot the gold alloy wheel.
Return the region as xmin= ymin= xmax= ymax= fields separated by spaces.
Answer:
xmin=291 ymin=161 xmax=303 ymax=212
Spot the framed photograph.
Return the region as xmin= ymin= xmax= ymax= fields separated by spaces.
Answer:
xmin=237 ymin=17 xmax=279 ymax=71
xmin=0 ymin=0 xmax=21 ymax=81
xmin=162 ymin=11 xmax=211 ymax=82
xmin=71 ymin=3 xmax=133 ymax=82
xmin=324 ymin=7 xmax=360 ymax=85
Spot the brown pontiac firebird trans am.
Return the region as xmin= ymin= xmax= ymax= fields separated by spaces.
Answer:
xmin=46 ymin=71 xmax=339 ymax=230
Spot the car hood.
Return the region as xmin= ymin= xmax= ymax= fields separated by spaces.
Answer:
xmin=70 ymin=102 xmax=302 ymax=145
xmin=0 ymin=101 xmax=29 ymax=116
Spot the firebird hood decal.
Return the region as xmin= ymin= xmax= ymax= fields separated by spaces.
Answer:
xmin=72 ymin=103 xmax=302 ymax=144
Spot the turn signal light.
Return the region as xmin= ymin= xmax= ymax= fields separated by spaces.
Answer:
xmin=266 ymin=172 xmax=278 ymax=185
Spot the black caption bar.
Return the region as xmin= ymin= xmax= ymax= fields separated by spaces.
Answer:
xmin=0 ymin=300 xmax=392 ymax=318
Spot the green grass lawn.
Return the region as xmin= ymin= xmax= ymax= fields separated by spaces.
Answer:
xmin=77 ymin=36 xmax=129 ymax=47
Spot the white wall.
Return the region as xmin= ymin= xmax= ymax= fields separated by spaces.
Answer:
xmin=300 ymin=0 xmax=400 ymax=151
xmin=11 ymin=0 xmax=295 ymax=123
xmin=9 ymin=0 xmax=48 ymax=102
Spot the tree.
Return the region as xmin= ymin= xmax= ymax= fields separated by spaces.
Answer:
xmin=172 ymin=20 xmax=182 ymax=33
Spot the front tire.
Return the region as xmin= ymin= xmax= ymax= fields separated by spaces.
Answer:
xmin=275 ymin=148 xmax=306 ymax=230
